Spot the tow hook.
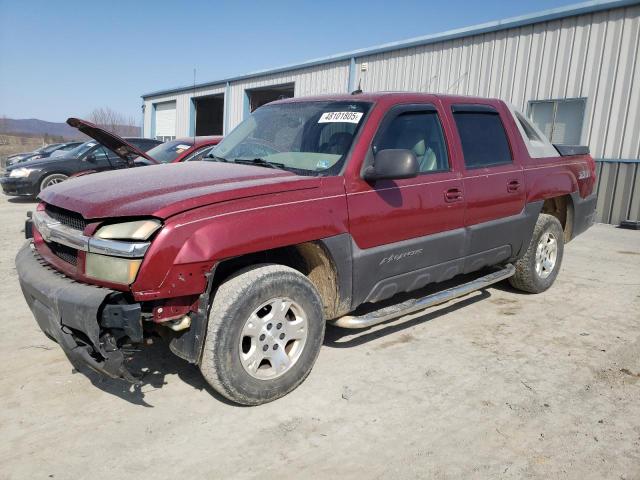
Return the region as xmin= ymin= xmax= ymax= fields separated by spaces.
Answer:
xmin=166 ymin=315 xmax=192 ymax=332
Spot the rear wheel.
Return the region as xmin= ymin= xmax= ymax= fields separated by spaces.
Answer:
xmin=509 ymin=213 xmax=564 ymax=293
xmin=200 ymin=264 xmax=325 ymax=405
xmin=39 ymin=173 xmax=68 ymax=193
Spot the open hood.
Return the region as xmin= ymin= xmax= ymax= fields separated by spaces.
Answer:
xmin=66 ymin=118 xmax=156 ymax=166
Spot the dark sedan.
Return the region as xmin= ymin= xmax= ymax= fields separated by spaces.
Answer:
xmin=1 ymin=137 xmax=161 ymax=197
xmin=5 ymin=142 xmax=83 ymax=166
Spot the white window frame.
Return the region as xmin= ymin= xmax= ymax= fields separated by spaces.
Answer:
xmin=527 ymin=97 xmax=587 ymax=146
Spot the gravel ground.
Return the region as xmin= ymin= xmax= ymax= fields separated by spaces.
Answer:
xmin=0 ymin=195 xmax=638 ymax=480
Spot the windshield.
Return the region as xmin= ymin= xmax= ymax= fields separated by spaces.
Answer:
xmin=208 ymin=100 xmax=371 ymax=175
xmin=65 ymin=141 xmax=97 ymax=159
xmin=143 ymin=140 xmax=194 ymax=163
xmin=40 ymin=143 xmax=63 ymax=154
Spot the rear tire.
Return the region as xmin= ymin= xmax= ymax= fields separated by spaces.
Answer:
xmin=39 ymin=173 xmax=68 ymax=193
xmin=509 ymin=213 xmax=564 ymax=293
xmin=200 ymin=264 xmax=325 ymax=405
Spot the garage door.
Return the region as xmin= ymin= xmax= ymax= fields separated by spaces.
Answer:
xmin=155 ymin=101 xmax=176 ymax=141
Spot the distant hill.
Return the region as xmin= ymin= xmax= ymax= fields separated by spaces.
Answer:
xmin=0 ymin=117 xmax=140 ymax=139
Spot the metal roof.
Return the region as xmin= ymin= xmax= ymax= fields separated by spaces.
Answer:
xmin=141 ymin=0 xmax=639 ymax=99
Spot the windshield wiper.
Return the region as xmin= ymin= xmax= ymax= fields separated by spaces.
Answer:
xmin=233 ymin=158 xmax=286 ymax=170
xmin=207 ymin=154 xmax=228 ymax=162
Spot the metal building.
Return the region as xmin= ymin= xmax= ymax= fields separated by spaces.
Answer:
xmin=141 ymin=0 xmax=640 ymax=224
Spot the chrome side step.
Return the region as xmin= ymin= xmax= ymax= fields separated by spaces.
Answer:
xmin=330 ymin=264 xmax=515 ymax=329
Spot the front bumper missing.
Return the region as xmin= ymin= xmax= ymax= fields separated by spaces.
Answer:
xmin=15 ymin=242 xmax=142 ymax=383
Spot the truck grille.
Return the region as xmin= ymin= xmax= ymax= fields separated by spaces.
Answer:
xmin=46 ymin=241 xmax=78 ymax=266
xmin=45 ymin=204 xmax=87 ymax=231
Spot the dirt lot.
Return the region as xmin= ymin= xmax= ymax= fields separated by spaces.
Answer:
xmin=0 ymin=194 xmax=638 ymax=480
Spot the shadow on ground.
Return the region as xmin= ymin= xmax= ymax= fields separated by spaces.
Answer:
xmin=74 ymin=340 xmax=240 ymax=408
xmin=74 ymin=286 xmax=497 ymax=407
xmin=8 ymin=197 xmax=38 ymax=204
xmin=324 ymin=290 xmax=491 ymax=347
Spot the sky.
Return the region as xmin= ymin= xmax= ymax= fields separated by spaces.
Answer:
xmin=0 ymin=0 xmax=583 ymax=124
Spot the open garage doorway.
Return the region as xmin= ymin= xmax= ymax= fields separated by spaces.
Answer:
xmin=193 ymin=94 xmax=224 ymax=135
xmin=247 ymin=83 xmax=295 ymax=113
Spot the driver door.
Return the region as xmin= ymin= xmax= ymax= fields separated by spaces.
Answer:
xmin=346 ymin=104 xmax=465 ymax=305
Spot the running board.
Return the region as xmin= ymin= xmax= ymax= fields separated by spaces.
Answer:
xmin=330 ymin=264 xmax=515 ymax=329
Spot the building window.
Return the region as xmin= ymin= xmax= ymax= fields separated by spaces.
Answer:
xmin=528 ymin=98 xmax=586 ymax=145
xmin=155 ymin=135 xmax=175 ymax=142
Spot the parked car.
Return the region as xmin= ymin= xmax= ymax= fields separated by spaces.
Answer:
xmin=6 ymin=142 xmax=83 ymax=166
xmin=47 ymin=142 xmax=84 ymax=158
xmin=15 ymin=93 xmax=597 ymax=405
xmin=67 ymin=118 xmax=222 ymax=172
xmin=135 ymin=136 xmax=223 ymax=164
xmin=5 ymin=144 xmax=62 ymax=164
xmin=1 ymin=136 xmax=161 ymax=196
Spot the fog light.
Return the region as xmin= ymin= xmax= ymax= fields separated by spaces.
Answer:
xmin=85 ymin=253 xmax=142 ymax=285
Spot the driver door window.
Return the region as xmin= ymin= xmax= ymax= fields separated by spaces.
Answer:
xmin=88 ymin=146 xmax=117 ymax=170
xmin=375 ymin=111 xmax=449 ymax=173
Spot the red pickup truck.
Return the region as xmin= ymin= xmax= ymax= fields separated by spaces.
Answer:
xmin=16 ymin=93 xmax=596 ymax=405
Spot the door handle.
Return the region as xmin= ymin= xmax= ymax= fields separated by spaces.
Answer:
xmin=507 ymin=180 xmax=521 ymax=192
xmin=444 ymin=188 xmax=463 ymax=203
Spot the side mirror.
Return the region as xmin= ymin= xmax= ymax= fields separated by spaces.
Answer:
xmin=85 ymin=153 xmax=97 ymax=163
xmin=363 ymin=149 xmax=419 ymax=181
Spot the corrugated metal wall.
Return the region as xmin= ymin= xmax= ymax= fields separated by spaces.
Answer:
xmin=144 ymin=61 xmax=350 ymax=138
xmin=353 ymin=4 xmax=640 ymax=163
xmin=227 ymin=61 xmax=350 ymax=128
xmin=143 ymin=84 xmax=226 ymax=138
xmin=595 ymin=160 xmax=640 ymax=223
xmin=143 ymin=3 xmax=640 ymax=223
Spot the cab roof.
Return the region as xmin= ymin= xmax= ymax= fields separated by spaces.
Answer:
xmin=269 ymin=92 xmax=505 ymax=106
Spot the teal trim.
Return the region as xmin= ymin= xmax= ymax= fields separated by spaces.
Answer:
xmin=150 ymin=103 xmax=157 ymax=139
xmin=224 ymin=82 xmax=230 ymax=134
xmin=189 ymin=98 xmax=196 ymax=136
xmin=243 ymin=90 xmax=251 ymax=120
xmin=348 ymin=57 xmax=356 ymax=92
xmin=141 ymin=0 xmax=639 ymax=99
xmin=595 ymin=158 xmax=640 ymax=163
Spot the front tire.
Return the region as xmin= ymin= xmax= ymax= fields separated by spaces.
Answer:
xmin=509 ymin=213 xmax=564 ymax=293
xmin=200 ymin=264 xmax=325 ymax=405
xmin=39 ymin=173 xmax=68 ymax=193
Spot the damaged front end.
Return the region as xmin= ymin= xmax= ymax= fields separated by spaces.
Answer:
xmin=16 ymin=243 xmax=145 ymax=383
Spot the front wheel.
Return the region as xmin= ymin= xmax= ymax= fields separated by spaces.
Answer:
xmin=509 ymin=213 xmax=565 ymax=293
xmin=39 ymin=173 xmax=68 ymax=193
xmin=200 ymin=264 xmax=325 ymax=405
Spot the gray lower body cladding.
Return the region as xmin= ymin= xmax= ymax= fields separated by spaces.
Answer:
xmin=15 ymin=243 xmax=141 ymax=382
xmin=349 ymin=201 xmax=543 ymax=306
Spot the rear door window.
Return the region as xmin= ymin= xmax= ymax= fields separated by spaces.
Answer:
xmin=452 ymin=107 xmax=512 ymax=169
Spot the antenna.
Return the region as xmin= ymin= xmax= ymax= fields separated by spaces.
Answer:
xmin=446 ymin=71 xmax=468 ymax=93
xmin=426 ymin=74 xmax=438 ymax=92
xmin=193 ymin=68 xmax=197 ymax=145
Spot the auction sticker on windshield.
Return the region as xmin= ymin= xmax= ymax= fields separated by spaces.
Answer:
xmin=318 ymin=112 xmax=363 ymax=123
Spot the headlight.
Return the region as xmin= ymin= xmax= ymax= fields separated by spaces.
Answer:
xmin=95 ymin=219 xmax=161 ymax=240
xmin=9 ymin=168 xmax=35 ymax=178
xmin=85 ymin=253 xmax=142 ymax=285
